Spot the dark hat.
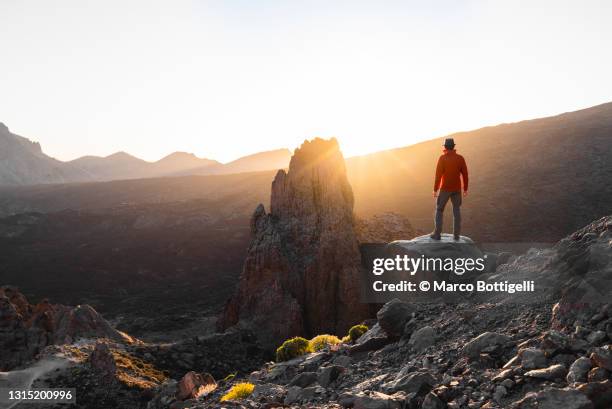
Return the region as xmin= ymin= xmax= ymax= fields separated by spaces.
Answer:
xmin=443 ymin=138 xmax=455 ymax=148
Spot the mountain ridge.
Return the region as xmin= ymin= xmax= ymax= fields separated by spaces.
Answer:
xmin=2 ymin=100 xmax=611 ymax=186
xmin=0 ymin=122 xmax=291 ymax=185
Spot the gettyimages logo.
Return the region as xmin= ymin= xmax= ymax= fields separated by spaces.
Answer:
xmin=372 ymin=254 xmax=487 ymax=276
xmin=360 ymin=242 xmax=539 ymax=304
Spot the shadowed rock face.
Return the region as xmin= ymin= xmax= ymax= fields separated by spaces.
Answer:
xmin=0 ymin=286 xmax=133 ymax=370
xmin=218 ymin=138 xmax=370 ymax=350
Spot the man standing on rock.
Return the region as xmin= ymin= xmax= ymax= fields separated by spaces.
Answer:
xmin=430 ymin=138 xmax=469 ymax=241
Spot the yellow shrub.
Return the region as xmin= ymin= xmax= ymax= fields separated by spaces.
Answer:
xmin=220 ymin=382 xmax=255 ymax=402
xmin=348 ymin=324 xmax=369 ymax=342
xmin=276 ymin=337 xmax=311 ymax=362
xmin=309 ymin=334 xmax=342 ymax=352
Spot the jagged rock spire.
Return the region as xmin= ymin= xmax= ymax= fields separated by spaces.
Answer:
xmin=218 ymin=138 xmax=370 ymax=350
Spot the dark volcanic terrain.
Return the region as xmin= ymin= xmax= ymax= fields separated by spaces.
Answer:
xmin=0 ymin=172 xmax=277 ymax=340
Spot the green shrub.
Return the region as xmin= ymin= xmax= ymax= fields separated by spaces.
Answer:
xmin=309 ymin=334 xmax=342 ymax=352
xmin=348 ymin=324 xmax=368 ymax=342
xmin=275 ymin=337 xmax=311 ymax=362
xmin=220 ymin=382 xmax=254 ymax=402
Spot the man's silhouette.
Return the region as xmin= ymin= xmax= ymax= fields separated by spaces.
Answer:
xmin=430 ymin=138 xmax=468 ymax=241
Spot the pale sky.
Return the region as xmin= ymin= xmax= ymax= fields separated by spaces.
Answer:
xmin=1 ymin=1 xmax=611 ymax=162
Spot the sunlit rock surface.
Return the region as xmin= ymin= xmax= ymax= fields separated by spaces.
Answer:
xmin=218 ymin=138 xmax=371 ymax=350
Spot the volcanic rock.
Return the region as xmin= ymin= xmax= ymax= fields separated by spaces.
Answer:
xmin=567 ymin=357 xmax=592 ymax=383
xmin=382 ymin=371 xmax=436 ymax=395
xmin=317 ymin=365 xmax=344 ymax=387
xmin=351 ymin=391 xmax=407 ymax=409
xmin=0 ymin=286 xmax=132 ymax=370
xmin=422 ymin=392 xmax=446 ymax=409
xmin=524 ymin=364 xmax=567 ymax=380
xmin=576 ymin=380 xmax=612 ymax=409
xmin=288 ymin=371 xmax=317 ymax=388
xmin=176 ymin=371 xmax=216 ymax=401
xmin=590 ymin=346 xmax=612 ymax=371
xmin=218 ymin=138 xmax=371 ymax=350
xmin=519 ymin=348 xmax=547 ymax=369
xmin=408 ymin=326 xmax=436 ymax=353
xmin=377 ymin=299 xmax=415 ymax=338
xmin=512 ymin=387 xmax=593 ymax=409
xmin=90 ymin=341 xmax=118 ymax=382
xmin=462 ymin=332 xmax=512 ymax=359
xmin=588 ymin=367 xmax=609 ymax=382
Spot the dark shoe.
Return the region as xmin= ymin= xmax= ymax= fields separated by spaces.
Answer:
xmin=430 ymin=233 xmax=441 ymax=240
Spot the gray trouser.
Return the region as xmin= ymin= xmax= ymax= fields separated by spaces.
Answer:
xmin=434 ymin=190 xmax=462 ymax=237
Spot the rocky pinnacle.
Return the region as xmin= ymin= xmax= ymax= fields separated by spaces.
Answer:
xmin=218 ymin=138 xmax=371 ymax=350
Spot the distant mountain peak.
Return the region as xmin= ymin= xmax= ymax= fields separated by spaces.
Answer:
xmin=161 ymin=151 xmax=198 ymax=159
xmin=157 ymin=152 xmax=203 ymax=163
xmin=106 ymin=151 xmax=142 ymax=161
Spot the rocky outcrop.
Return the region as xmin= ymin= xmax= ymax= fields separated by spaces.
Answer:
xmin=488 ymin=215 xmax=612 ymax=308
xmin=218 ymin=138 xmax=371 ymax=350
xmin=0 ymin=286 xmax=133 ymax=370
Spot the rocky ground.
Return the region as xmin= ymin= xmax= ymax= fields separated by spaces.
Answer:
xmin=145 ymin=299 xmax=610 ymax=409
xmin=4 ymin=293 xmax=609 ymax=409
xmin=142 ymin=215 xmax=611 ymax=409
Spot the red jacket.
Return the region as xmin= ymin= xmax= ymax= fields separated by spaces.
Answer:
xmin=434 ymin=149 xmax=468 ymax=192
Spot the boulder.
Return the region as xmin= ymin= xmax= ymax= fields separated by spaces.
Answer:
xmin=519 ymin=348 xmax=547 ymax=370
xmin=590 ymin=346 xmax=612 ymax=371
xmin=409 ymin=326 xmax=436 ymax=353
xmin=422 ymin=392 xmax=446 ymax=409
xmin=288 ymin=371 xmax=317 ymax=388
xmin=318 ymin=365 xmax=344 ymax=387
xmin=387 ymin=234 xmax=483 ymax=261
xmin=349 ymin=335 xmax=390 ymax=355
xmin=524 ymin=364 xmax=567 ymax=381
xmin=588 ymin=367 xmax=610 ymax=382
xmin=382 ymin=371 xmax=436 ymax=395
xmin=351 ymin=391 xmax=407 ymax=409
xmin=462 ymin=332 xmax=512 ymax=359
xmin=284 ymin=385 xmax=316 ymax=405
xmin=567 ymin=357 xmax=592 ymax=383
xmin=512 ymin=387 xmax=593 ymax=409
xmin=383 ymin=235 xmax=486 ymax=303
xmin=176 ymin=371 xmax=216 ymax=401
xmin=376 ymin=299 xmax=415 ymax=337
